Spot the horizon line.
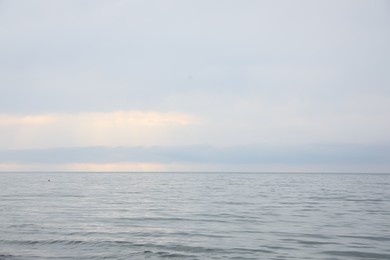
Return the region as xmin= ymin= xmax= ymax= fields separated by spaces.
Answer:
xmin=0 ymin=171 xmax=389 ymax=174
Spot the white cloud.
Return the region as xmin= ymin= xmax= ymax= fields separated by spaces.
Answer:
xmin=0 ymin=111 xmax=198 ymax=149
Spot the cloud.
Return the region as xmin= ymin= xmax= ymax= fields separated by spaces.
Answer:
xmin=0 ymin=143 xmax=389 ymax=173
xmin=0 ymin=162 xmax=168 ymax=172
xmin=0 ymin=114 xmax=57 ymax=125
xmin=0 ymin=1 xmax=389 ymax=172
xmin=0 ymin=111 xmax=198 ymax=149
xmin=1 ymin=1 xmax=389 ymax=113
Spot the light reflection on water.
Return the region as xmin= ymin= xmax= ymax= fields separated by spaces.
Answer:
xmin=1 ymin=172 xmax=390 ymax=259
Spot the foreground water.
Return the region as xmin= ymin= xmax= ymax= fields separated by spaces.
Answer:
xmin=1 ymin=172 xmax=390 ymax=260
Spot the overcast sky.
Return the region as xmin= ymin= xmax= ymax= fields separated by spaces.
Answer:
xmin=1 ymin=0 xmax=389 ymax=172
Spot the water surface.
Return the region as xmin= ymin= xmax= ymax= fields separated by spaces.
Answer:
xmin=1 ymin=172 xmax=390 ymax=259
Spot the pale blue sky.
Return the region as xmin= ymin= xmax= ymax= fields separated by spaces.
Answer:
xmin=1 ymin=0 xmax=389 ymax=172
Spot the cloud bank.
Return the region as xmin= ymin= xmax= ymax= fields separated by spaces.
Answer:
xmin=0 ymin=111 xmax=198 ymax=149
xmin=1 ymin=144 xmax=389 ymax=173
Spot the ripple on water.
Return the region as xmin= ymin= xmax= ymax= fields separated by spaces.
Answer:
xmin=323 ymin=251 xmax=390 ymax=259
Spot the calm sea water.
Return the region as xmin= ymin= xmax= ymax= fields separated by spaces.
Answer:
xmin=1 ymin=172 xmax=390 ymax=260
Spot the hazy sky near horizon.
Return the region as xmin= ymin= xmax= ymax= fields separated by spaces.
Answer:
xmin=1 ymin=0 xmax=390 ymax=172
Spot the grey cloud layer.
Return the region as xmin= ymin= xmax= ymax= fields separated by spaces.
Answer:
xmin=1 ymin=1 xmax=390 ymax=171
xmin=1 ymin=144 xmax=389 ymax=166
xmin=1 ymin=1 xmax=389 ymax=113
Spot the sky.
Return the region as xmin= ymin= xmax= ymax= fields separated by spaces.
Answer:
xmin=1 ymin=0 xmax=390 ymax=172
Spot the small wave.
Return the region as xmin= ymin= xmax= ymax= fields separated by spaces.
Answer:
xmin=0 ymin=255 xmax=16 ymax=260
xmin=144 ymin=250 xmax=197 ymax=259
xmin=265 ymin=245 xmax=297 ymax=251
xmin=3 ymin=239 xmax=88 ymax=246
xmin=339 ymin=235 xmax=390 ymax=242
xmin=231 ymin=247 xmax=273 ymax=254
xmin=296 ymin=240 xmax=337 ymax=245
xmin=141 ymin=245 xmax=272 ymax=258
xmin=112 ymin=216 xmax=230 ymax=224
xmin=323 ymin=250 xmax=390 ymax=259
xmin=139 ymin=244 xmax=220 ymax=254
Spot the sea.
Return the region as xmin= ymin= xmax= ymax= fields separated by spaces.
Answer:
xmin=0 ymin=172 xmax=390 ymax=260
